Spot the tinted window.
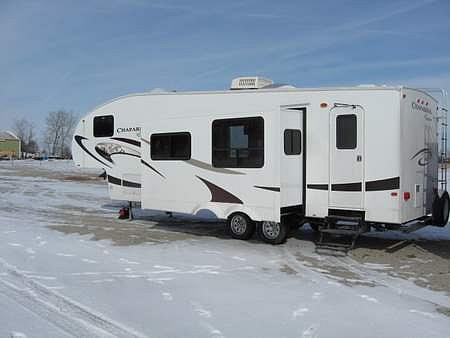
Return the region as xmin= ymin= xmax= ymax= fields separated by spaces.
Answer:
xmin=151 ymin=132 xmax=191 ymax=160
xmin=212 ymin=117 xmax=264 ymax=168
xmin=284 ymin=129 xmax=301 ymax=155
xmin=93 ymin=115 xmax=114 ymax=137
xmin=336 ymin=114 xmax=357 ymax=149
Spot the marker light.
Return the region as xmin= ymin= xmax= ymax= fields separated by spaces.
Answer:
xmin=320 ymin=102 xmax=328 ymax=108
xmin=403 ymin=192 xmax=411 ymax=201
xmin=391 ymin=192 xmax=398 ymax=197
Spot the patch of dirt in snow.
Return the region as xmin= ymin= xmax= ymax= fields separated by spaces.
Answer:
xmin=293 ymin=252 xmax=376 ymax=287
xmin=436 ymin=306 xmax=450 ymax=317
xmin=48 ymin=218 xmax=198 ymax=246
xmin=280 ymin=264 xmax=298 ymax=275
xmin=0 ymin=160 xmax=103 ymax=183
xmin=351 ymin=236 xmax=450 ymax=294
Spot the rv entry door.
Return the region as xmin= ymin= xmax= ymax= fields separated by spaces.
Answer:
xmin=280 ymin=107 xmax=304 ymax=212
xmin=329 ymin=105 xmax=364 ymax=210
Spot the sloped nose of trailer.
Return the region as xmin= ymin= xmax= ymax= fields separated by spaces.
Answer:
xmin=72 ymin=119 xmax=86 ymax=167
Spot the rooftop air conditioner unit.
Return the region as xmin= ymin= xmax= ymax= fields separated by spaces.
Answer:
xmin=230 ymin=76 xmax=274 ymax=90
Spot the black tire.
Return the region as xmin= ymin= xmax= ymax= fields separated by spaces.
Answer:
xmin=282 ymin=214 xmax=303 ymax=231
xmin=257 ymin=221 xmax=289 ymax=244
xmin=308 ymin=222 xmax=320 ymax=232
xmin=227 ymin=213 xmax=256 ymax=240
xmin=433 ymin=191 xmax=450 ymax=227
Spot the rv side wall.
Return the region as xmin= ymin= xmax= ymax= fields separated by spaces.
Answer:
xmin=362 ymin=91 xmax=401 ymax=223
xmin=399 ymin=89 xmax=439 ymax=223
xmin=305 ymin=90 xmax=402 ymax=224
xmin=140 ymin=93 xmax=282 ymax=222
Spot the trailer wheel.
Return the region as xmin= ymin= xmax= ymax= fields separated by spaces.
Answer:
xmin=433 ymin=191 xmax=450 ymax=227
xmin=257 ymin=221 xmax=289 ymax=244
xmin=308 ymin=222 xmax=320 ymax=232
xmin=227 ymin=213 xmax=255 ymax=240
xmin=282 ymin=214 xmax=303 ymax=231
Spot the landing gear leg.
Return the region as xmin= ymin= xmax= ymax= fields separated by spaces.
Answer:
xmin=129 ymin=201 xmax=134 ymax=220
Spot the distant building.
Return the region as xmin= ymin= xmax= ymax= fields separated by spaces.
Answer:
xmin=0 ymin=131 xmax=21 ymax=159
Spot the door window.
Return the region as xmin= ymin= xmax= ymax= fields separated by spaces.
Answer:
xmin=336 ymin=114 xmax=357 ymax=149
xmin=284 ymin=129 xmax=301 ymax=155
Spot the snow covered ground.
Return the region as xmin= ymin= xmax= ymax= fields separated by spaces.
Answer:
xmin=1 ymin=160 xmax=450 ymax=337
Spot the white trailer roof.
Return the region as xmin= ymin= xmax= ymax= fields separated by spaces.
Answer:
xmin=92 ymin=84 xmax=438 ymax=112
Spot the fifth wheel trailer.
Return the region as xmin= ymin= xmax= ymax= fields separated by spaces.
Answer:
xmin=72 ymin=77 xmax=449 ymax=247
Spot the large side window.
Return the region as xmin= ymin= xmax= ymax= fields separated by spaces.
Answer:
xmin=284 ymin=129 xmax=301 ymax=155
xmin=151 ymin=132 xmax=191 ymax=160
xmin=212 ymin=117 xmax=264 ymax=168
xmin=336 ymin=114 xmax=357 ymax=149
xmin=93 ymin=115 xmax=114 ymax=137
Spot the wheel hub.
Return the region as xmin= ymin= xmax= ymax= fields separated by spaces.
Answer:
xmin=231 ymin=215 xmax=247 ymax=235
xmin=262 ymin=221 xmax=280 ymax=239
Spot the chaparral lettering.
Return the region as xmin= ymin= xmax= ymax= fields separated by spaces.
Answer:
xmin=117 ymin=127 xmax=141 ymax=133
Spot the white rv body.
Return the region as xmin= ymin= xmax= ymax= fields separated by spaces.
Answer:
xmin=137 ymin=86 xmax=440 ymax=225
xmin=72 ymin=100 xmax=142 ymax=202
xmin=72 ymin=84 xmax=445 ymax=229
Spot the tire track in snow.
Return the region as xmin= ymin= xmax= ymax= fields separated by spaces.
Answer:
xmin=0 ymin=258 xmax=147 ymax=338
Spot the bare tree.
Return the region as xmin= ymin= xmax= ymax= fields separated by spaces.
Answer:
xmin=44 ymin=110 xmax=77 ymax=158
xmin=12 ymin=118 xmax=38 ymax=154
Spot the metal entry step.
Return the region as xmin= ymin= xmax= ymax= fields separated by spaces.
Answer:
xmin=319 ymin=228 xmax=360 ymax=236
xmin=315 ymin=215 xmax=367 ymax=254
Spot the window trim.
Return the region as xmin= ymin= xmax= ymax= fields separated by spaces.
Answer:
xmin=93 ymin=115 xmax=114 ymax=138
xmin=284 ymin=129 xmax=302 ymax=155
xmin=150 ymin=132 xmax=191 ymax=160
xmin=336 ymin=114 xmax=357 ymax=150
xmin=212 ymin=116 xmax=264 ymax=168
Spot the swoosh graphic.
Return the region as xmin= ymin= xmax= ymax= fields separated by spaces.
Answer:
xmin=254 ymin=185 xmax=280 ymax=192
xmin=74 ymin=135 xmax=111 ymax=168
xmin=110 ymin=152 xmax=141 ymax=159
xmin=410 ymin=148 xmax=431 ymax=160
xmin=141 ymin=159 xmax=165 ymax=178
xmin=185 ymin=159 xmax=245 ymax=175
xmin=111 ymin=137 xmax=141 ymax=147
xmin=95 ymin=146 xmax=113 ymax=163
xmin=410 ymin=148 xmax=432 ymax=167
xmin=196 ymin=176 xmax=243 ymax=204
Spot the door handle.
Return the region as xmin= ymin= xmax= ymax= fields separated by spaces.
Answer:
xmin=356 ymin=155 xmax=362 ymax=162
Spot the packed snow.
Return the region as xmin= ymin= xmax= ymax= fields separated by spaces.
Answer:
xmin=1 ymin=160 xmax=450 ymax=337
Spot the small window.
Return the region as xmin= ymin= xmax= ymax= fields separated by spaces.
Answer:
xmin=336 ymin=114 xmax=357 ymax=149
xmin=94 ymin=115 xmax=114 ymax=137
xmin=284 ymin=129 xmax=301 ymax=155
xmin=212 ymin=117 xmax=264 ymax=168
xmin=151 ymin=132 xmax=191 ymax=160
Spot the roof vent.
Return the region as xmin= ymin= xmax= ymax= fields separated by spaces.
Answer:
xmin=230 ymin=76 xmax=274 ymax=90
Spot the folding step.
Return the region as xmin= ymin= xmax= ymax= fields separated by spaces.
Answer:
xmin=319 ymin=228 xmax=359 ymax=236
xmin=315 ymin=242 xmax=352 ymax=254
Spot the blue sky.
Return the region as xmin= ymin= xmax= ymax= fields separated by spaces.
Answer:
xmin=1 ymin=0 xmax=449 ymax=132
